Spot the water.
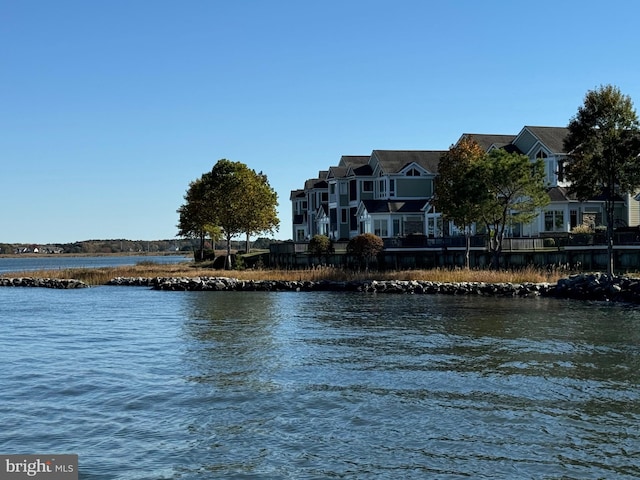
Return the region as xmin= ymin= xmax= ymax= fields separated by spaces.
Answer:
xmin=0 ymin=254 xmax=190 ymax=274
xmin=0 ymin=285 xmax=639 ymax=479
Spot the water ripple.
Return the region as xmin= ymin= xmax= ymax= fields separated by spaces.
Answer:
xmin=0 ymin=289 xmax=639 ymax=478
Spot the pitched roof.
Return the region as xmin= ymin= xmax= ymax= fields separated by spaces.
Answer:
xmin=547 ymin=186 xmax=577 ymax=202
xmin=548 ymin=186 xmax=626 ymax=202
xmin=460 ymin=133 xmax=516 ymax=151
xmin=524 ymin=126 xmax=569 ymax=154
xmin=289 ymin=189 xmax=305 ymax=200
xmin=317 ymin=204 xmax=328 ymax=216
xmin=352 ymin=164 xmax=373 ymax=176
xmin=372 ymin=150 xmax=444 ymax=174
xmin=327 ymin=165 xmax=349 ymax=179
xmin=304 ymin=178 xmax=327 ymax=190
xmin=361 ymin=199 xmax=429 ymax=214
xmin=339 ymin=155 xmax=370 ymax=167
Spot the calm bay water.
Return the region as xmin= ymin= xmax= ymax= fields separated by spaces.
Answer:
xmin=0 ymin=275 xmax=639 ymax=478
xmin=0 ymin=254 xmax=190 ymax=274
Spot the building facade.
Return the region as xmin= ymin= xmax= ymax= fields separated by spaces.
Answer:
xmin=291 ymin=125 xmax=640 ymax=243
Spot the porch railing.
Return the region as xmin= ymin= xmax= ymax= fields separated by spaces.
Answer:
xmin=270 ymin=231 xmax=640 ymax=256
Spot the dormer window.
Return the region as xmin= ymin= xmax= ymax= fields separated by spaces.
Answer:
xmin=406 ymin=168 xmax=421 ymax=176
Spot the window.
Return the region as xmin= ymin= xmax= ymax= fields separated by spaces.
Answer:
xmin=330 ymin=184 xmax=335 ymax=194
xmin=544 ymin=210 xmax=565 ymax=232
xmin=362 ymin=180 xmax=373 ymax=192
xmin=341 ymin=209 xmax=348 ymax=224
xmin=329 ymin=208 xmax=337 ymax=231
xmin=321 ymin=192 xmax=328 ymax=202
xmin=379 ymin=179 xmax=386 ymax=197
xmin=393 ymin=219 xmax=401 ymax=236
xmin=349 ymin=179 xmax=357 ymax=201
xmin=536 ymin=149 xmax=548 ymax=159
xmin=340 ymin=182 xmax=347 ymax=195
xmin=374 ymin=219 xmax=388 ymax=237
xmin=390 ymin=179 xmax=395 ymax=196
xmin=406 ymin=168 xmax=421 ymax=176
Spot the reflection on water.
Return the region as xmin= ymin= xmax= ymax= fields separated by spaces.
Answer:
xmin=183 ymin=292 xmax=283 ymax=391
xmin=178 ymin=292 xmax=640 ymax=479
xmin=0 ymin=287 xmax=638 ymax=479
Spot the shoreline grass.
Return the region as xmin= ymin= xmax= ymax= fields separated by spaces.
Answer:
xmin=0 ymin=261 xmax=570 ymax=286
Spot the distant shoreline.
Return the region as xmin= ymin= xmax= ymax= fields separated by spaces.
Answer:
xmin=0 ymin=252 xmax=192 ymax=259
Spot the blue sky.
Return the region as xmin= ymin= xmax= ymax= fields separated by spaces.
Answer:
xmin=3 ymin=0 xmax=640 ymax=244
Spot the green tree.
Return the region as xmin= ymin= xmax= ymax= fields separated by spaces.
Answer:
xmin=434 ymin=137 xmax=489 ymax=268
xmin=181 ymin=159 xmax=280 ymax=269
xmin=252 ymin=237 xmax=274 ymax=249
xmin=177 ymin=178 xmax=212 ymax=261
xmin=308 ymin=234 xmax=333 ymax=265
xmin=347 ymin=233 xmax=384 ymax=270
xmin=238 ymin=169 xmax=280 ymax=253
xmin=202 ymin=160 xmax=249 ymax=269
xmin=564 ymin=84 xmax=640 ymax=276
xmin=478 ymin=149 xmax=550 ymax=269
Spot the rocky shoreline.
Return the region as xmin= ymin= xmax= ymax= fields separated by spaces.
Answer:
xmin=3 ymin=273 xmax=640 ymax=303
xmin=0 ymin=277 xmax=89 ymax=289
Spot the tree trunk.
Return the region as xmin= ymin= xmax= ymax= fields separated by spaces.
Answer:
xmin=225 ymin=234 xmax=232 ymax=270
xmin=606 ymin=200 xmax=615 ymax=278
xmin=198 ymin=231 xmax=205 ymax=262
xmin=464 ymin=228 xmax=471 ymax=269
xmin=489 ymin=229 xmax=503 ymax=270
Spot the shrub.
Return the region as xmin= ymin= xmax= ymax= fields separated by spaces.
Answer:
xmin=347 ymin=233 xmax=384 ymax=270
xmin=308 ymin=234 xmax=333 ymax=264
xmin=571 ymin=224 xmax=593 ymax=234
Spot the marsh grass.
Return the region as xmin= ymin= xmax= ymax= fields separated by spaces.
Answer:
xmin=1 ymin=261 xmax=568 ymax=286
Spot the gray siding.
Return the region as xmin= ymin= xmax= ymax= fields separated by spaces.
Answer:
xmin=396 ymin=178 xmax=432 ymax=197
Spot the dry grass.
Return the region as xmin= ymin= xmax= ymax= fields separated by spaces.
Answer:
xmin=1 ymin=261 xmax=569 ymax=286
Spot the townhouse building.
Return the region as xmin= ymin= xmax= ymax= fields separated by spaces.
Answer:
xmin=291 ymin=125 xmax=640 ymax=244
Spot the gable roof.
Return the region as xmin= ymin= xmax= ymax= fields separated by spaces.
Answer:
xmin=316 ymin=204 xmax=328 ymax=217
xmin=339 ymin=155 xmax=370 ymax=167
xmin=371 ymin=150 xmax=444 ymax=175
xmin=522 ymin=126 xmax=569 ymax=154
xmin=459 ymin=133 xmax=517 ymax=152
xmin=361 ymin=199 xmax=429 ymax=214
xmin=547 ymin=186 xmax=577 ymax=202
xmin=304 ymin=177 xmax=327 ymax=190
xmin=350 ymin=163 xmax=373 ymax=176
xmin=327 ymin=165 xmax=348 ymax=179
xmin=290 ymin=189 xmax=305 ymax=200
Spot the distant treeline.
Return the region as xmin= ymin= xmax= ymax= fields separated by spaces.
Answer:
xmin=0 ymin=237 xmax=279 ymax=255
